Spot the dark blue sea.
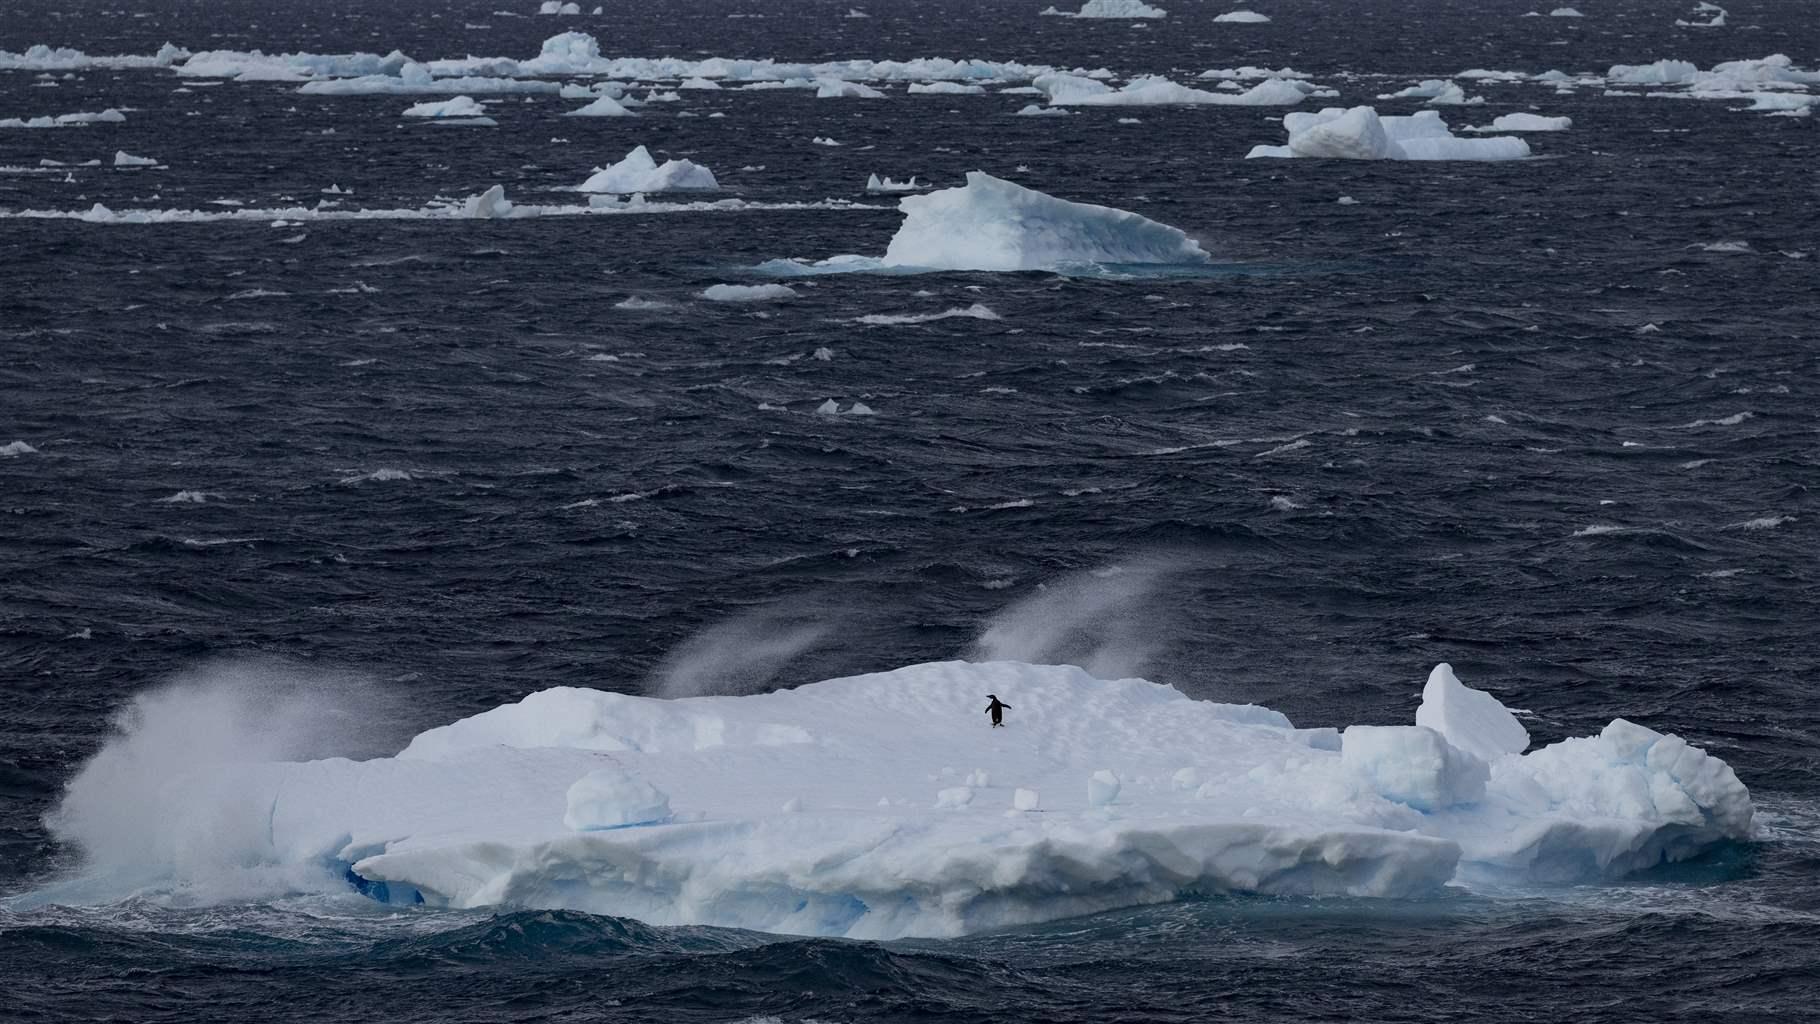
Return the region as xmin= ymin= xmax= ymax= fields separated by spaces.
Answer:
xmin=3 ymin=0 xmax=1818 ymax=1020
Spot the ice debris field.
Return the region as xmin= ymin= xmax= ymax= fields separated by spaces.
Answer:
xmin=2 ymin=30 xmax=1817 ymax=233
xmin=45 ymin=660 xmax=1753 ymax=940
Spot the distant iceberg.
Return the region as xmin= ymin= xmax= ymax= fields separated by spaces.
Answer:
xmin=1039 ymin=72 xmax=1309 ymax=106
xmin=1246 ymin=106 xmax=1531 ymax=161
xmin=578 ymin=145 xmax=719 ymax=193
xmin=865 ymin=173 xmax=926 ymax=192
xmin=1213 ymin=10 xmax=1270 ymax=23
xmin=401 ymin=95 xmax=486 ymax=117
xmin=563 ymin=94 xmax=634 ymax=117
xmin=1068 ymin=0 xmax=1168 ymax=18
xmin=41 ymin=660 xmax=1754 ymax=939
xmin=0 ymin=107 xmax=125 ymax=128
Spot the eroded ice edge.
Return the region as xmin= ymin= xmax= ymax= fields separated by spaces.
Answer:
xmin=47 ymin=660 xmax=1753 ymax=939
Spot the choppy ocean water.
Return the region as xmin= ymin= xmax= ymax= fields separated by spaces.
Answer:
xmin=3 ymin=0 xmax=1819 ymax=1019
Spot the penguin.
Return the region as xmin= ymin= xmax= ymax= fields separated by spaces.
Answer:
xmin=984 ymin=694 xmax=1011 ymax=728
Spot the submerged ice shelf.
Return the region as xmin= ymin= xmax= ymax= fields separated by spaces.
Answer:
xmin=48 ymin=661 xmax=1754 ymax=940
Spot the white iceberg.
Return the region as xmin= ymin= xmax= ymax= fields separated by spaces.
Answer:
xmin=1040 ymin=73 xmax=1308 ymax=107
xmin=1378 ymin=80 xmax=1484 ymax=106
xmin=1550 ymin=6 xmax=1583 ymax=15
xmin=761 ymin=172 xmax=1208 ymax=274
xmin=908 ymin=81 xmax=986 ymax=95
xmin=563 ymin=94 xmax=634 ymax=117
xmin=1676 ymin=2 xmax=1727 ymax=28
xmin=461 ymin=185 xmax=515 ymax=219
xmin=816 ymin=78 xmax=887 ymax=99
xmin=1072 ymin=0 xmax=1167 ymax=18
xmin=113 ymin=150 xmax=158 ymax=167
xmin=701 ymin=283 xmax=798 ymax=302
xmin=402 ymin=95 xmax=486 ymax=117
xmin=42 ymin=660 xmax=1754 ymax=940
xmin=579 ymin=145 xmax=719 ymax=193
xmin=1465 ymin=112 xmax=1572 ymax=132
xmin=0 ymin=107 xmax=125 ymax=129
xmin=881 ymin=171 xmax=1209 ymax=271
xmin=1213 ymin=10 xmax=1270 ymax=23
xmin=865 ymin=173 xmax=926 ymax=192
xmin=1246 ymin=106 xmax=1531 ymax=161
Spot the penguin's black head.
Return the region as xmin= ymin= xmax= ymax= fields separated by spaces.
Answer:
xmin=986 ymin=694 xmax=997 ymax=699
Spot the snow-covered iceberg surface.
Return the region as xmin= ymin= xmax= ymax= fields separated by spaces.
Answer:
xmin=766 ymin=171 xmax=1209 ymax=275
xmin=1246 ymin=106 xmax=1531 ymax=161
xmin=578 ymin=145 xmax=719 ymax=193
xmin=45 ymin=660 xmax=1752 ymax=939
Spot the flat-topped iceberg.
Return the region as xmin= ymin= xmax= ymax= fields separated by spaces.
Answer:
xmin=1247 ymin=106 xmax=1531 ymax=160
xmin=43 ymin=660 xmax=1752 ymax=939
xmin=578 ymin=145 xmax=719 ymax=193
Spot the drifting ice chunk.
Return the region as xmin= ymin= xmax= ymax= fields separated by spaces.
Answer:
xmin=1249 ymin=106 xmax=1531 ymax=161
xmin=816 ymin=78 xmax=886 ymax=99
xmin=1041 ymin=73 xmax=1307 ymax=107
xmin=1073 ymin=0 xmax=1168 ymax=17
xmin=1550 ymin=7 xmax=1583 ymax=15
xmin=1606 ymin=59 xmax=1700 ymax=85
xmin=701 ymin=283 xmax=797 ymax=302
xmin=1415 ymin=664 xmax=1529 ymax=763
xmin=565 ymin=95 xmax=634 ymax=116
xmin=865 ymin=173 xmax=924 ymax=192
xmin=113 ymin=150 xmax=157 ymax=167
xmin=403 ymin=95 xmax=486 ymax=117
xmin=881 ymin=171 xmax=1210 ymax=271
xmin=461 ymin=185 xmax=514 ymax=219
xmin=1466 ymin=112 xmax=1572 ymax=132
xmin=0 ymin=107 xmax=126 ymax=128
xmin=1342 ymin=725 xmax=1489 ymax=812
xmin=1214 ymin=10 xmax=1270 ymax=22
xmin=563 ymin=768 xmax=671 ymax=830
xmin=579 ymin=145 xmax=719 ymax=192
xmin=1087 ymin=769 xmax=1121 ymax=806
xmin=908 ymin=81 xmax=985 ymax=95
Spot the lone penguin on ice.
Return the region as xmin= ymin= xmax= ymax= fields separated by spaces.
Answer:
xmin=985 ymin=694 xmax=1011 ymax=728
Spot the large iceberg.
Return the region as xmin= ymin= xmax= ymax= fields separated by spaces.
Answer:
xmin=1246 ymin=106 xmax=1531 ymax=161
xmin=43 ymin=660 xmax=1753 ymax=939
xmin=578 ymin=146 xmax=719 ymax=193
